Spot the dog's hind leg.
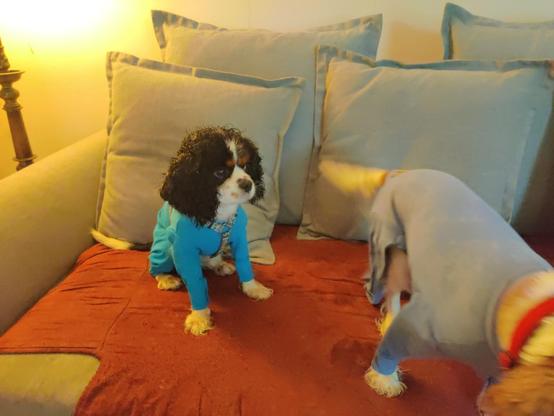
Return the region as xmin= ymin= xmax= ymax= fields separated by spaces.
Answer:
xmin=377 ymin=246 xmax=411 ymax=336
xmin=366 ymin=305 xmax=410 ymax=398
xmin=155 ymin=274 xmax=184 ymax=290
xmin=202 ymin=254 xmax=236 ymax=276
xmin=241 ymin=279 xmax=273 ymax=300
xmin=368 ymin=246 xmax=413 ymax=398
xmin=366 ymin=297 xmax=435 ymax=398
xmin=378 ymin=293 xmax=401 ymax=336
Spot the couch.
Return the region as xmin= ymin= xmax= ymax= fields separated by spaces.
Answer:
xmin=0 ymin=129 xmax=552 ymax=416
xmin=2 ymin=3 xmax=554 ymax=415
xmin=0 ymin=131 xmax=105 ymax=415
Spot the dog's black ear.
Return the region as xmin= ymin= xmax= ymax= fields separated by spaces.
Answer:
xmin=237 ymin=136 xmax=265 ymax=203
xmin=160 ymin=136 xmax=219 ymax=226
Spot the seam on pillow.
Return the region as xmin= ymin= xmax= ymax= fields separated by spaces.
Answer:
xmin=298 ymin=45 xmax=335 ymax=240
xmin=309 ymin=14 xmax=382 ymax=35
xmin=96 ymin=51 xmax=119 ymax=226
xmin=108 ymin=51 xmax=305 ymax=91
xmin=503 ymin=107 xmax=537 ymax=221
xmin=446 ymin=2 xmax=554 ymax=29
xmin=151 ymin=9 xmax=223 ymax=50
xmin=442 ymin=2 xmax=554 ymax=60
xmin=440 ymin=3 xmax=460 ymax=59
xmin=299 ymin=45 xmax=377 ymax=240
xmin=94 ymin=139 xmax=109 ymax=228
xmin=503 ymin=69 xmax=553 ymax=220
xmin=507 ymin=68 xmax=554 ymax=221
xmin=151 ymin=9 xmax=383 ymax=53
xmin=253 ymin=86 xmax=303 ymax=250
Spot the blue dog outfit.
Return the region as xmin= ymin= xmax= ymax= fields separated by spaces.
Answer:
xmin=149 ymin=201 xmax=254 ymax=310
xmin=366 ymin=170 xmax=552 ymax=379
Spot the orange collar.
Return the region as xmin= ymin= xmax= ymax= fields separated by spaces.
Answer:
xmin=498 ymin=297 xmax=554 ymax=369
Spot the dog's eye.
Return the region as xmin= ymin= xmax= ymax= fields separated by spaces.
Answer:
xmin=238 ymin=155 xmax=250 ymax=168
xmin=214 ymin=169 xmax=227 ymax=180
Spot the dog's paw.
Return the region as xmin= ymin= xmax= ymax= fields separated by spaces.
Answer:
xmin=155 ymin=274 xmax=184 ymax=291
xmin=214 ymin=261 xmax=236 ymax=276
xmin=364 ymin=367 xmax=406 ymax=398
xmin=184 ymin=309 xmax=213 ymax=336
xmin=242 ymin=279 xmax=273 ymax=300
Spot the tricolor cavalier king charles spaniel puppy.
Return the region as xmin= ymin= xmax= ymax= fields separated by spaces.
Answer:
xmin=93 ymin=127 xmax=273 ymax=336
xmin=320 ymin=161 xmax=554 ymax=416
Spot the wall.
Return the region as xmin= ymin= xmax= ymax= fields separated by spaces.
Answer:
xmin=0 ymin=0 xmax=553 ymax=178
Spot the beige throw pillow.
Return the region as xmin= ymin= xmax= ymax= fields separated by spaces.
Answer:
xmin=96 ymin=52 xmax=304 ymax=264
xmin=151 ymin=10 xmax=382 ymax=224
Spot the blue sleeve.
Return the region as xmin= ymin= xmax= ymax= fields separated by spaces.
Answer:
xmin=173 ymin=220 xmax=209 ymax=310
xmin=372 ymin=345 xmax=402 ymax=376
xmin=149 ymin=204 xmax=175 ymax=277
xmin=230 ymin=208 xmax=254 ymax=283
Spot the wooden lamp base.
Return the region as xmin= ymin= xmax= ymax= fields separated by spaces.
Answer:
xmin=0 ymin=39 xmax=36 ymax=171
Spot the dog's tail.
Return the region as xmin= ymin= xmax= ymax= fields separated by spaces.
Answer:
xmin=91 ymin=229 xmax=151 ymax=251
xmin=319 ymin=160 xmax=391 ymax=199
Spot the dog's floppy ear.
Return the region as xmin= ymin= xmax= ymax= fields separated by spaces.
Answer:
xmin=237 ymin=136 xmax=265 ymax=203
xmin=479 ymin=360 xmax=554 ymax=416
xmin=160 ymin=137 xmax=219 ymax=226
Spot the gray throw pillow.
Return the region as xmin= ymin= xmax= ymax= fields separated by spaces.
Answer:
xmin=441 ymin=2 xmax=554 ymax=233
xmin=299 ymin=46 xmax=554 ymax=241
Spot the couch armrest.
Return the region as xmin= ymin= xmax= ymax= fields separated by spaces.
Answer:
xmin=0 ymin=130 xmax=107 ymax=334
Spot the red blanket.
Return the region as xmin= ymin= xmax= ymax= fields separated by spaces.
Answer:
xmin=1 ymin=227 xmax=552 ymax=415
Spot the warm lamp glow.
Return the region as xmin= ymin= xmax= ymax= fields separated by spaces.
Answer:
xmin=0 ymin=0 xmax=158 ymax=175
xmin=0 ymin=0 xmax=115 ymax=40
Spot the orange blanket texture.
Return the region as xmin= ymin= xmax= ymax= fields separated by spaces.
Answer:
xmin=2 ymin=226 xmax=553 ymax=415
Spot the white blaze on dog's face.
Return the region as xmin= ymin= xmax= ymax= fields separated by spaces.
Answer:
xmin=217 ymin=140 xmax=256 ymax=205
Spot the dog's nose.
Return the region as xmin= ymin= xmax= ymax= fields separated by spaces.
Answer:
xmin=238 ymin=178 xmax=253 ymax=193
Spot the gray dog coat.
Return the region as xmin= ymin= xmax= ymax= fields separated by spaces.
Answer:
xmin=366 ymin=170 xmax=552 ymax=377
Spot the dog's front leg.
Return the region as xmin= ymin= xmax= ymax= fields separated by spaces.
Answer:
xmin=182 ymin=272 xmax=213 ymax=335
xmin=173 ymin=247 xmax=214 ymax=335
xmin=241 ymin=279 xmax=273 ymax=300
xmin=184 ymin=308 xmax=213 ymax=336
xmin=229 ymin=225 xmax=273 ymax=301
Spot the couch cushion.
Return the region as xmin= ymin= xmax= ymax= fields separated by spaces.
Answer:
xmin=300 ymin=46 xmax=554 ymax=240
xmin=96 ymin=52 xmax=303 ymax=264
xmin=0 ymin=354 xmax=99 ymax=416
xmin=152 ymin=10 xmax=382 ymax=224
xmin=441 ymin=2 xmax=554 ymax=233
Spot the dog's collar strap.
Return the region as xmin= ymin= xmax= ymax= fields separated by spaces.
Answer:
xmin=499 ymin=297 xmax=554 ymax=369
xmin=209 ymin=213 xmax=237 ymax=232
xmin=208 ymin=213 xmax=237 ymax=258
